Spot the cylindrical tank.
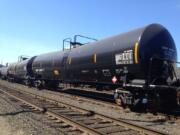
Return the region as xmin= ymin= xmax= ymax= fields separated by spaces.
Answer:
xmin=32 ymin=51 xmax=65 ymax=80
xmin=7 ymin=63 xmax=18 ymax=78
xmin=15 ymin=59 xmax=30 ymax=79
xmin=66 ymin=24 xmax=177 ymax=85
xmin=0 ymin=67 xmax=8 ymax=79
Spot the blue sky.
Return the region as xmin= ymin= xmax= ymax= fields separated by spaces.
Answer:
xmin=0 ymin=0 xmax=180 ymax=64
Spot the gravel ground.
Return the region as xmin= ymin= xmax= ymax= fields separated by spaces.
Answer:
xmin=0 ymin=88 xmax=67 ymax=135
xmin=0 ymin=80 xmax=180 ymax=135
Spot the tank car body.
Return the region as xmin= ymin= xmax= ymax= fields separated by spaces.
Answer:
xmin=12 ymin=24 xmax=176 ymax=88
xmin=13 ymin=56 xmax=36 ymax=82
xmin=6 ymin=56 xmax=35 ymax=83
xmin=5 ymin=23 xmax=179 ymax=110
xmin=14 ymin=59 xmax=30 ymax=80
xmin=29 ymin=24 xmax=179 ymax=109
xmin=31 ymin=51 xmax=68 ymax=88
xmin=66 ymin=24 xmax=177 ymax=86
xmin=0 ymin=66 xmax=8 ymax=80
xmin=64 ymin=24 xmax=178 ymax=110
xmin=7 ymin=63 xmax=18 ymax=81
xmin=0 ymin=67 xmax=3 ymax=77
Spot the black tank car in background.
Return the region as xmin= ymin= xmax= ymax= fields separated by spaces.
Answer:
xmin=31 ymin=51 xmax=65 ymax=88
xmin=0 ymin=66 xmax=8 ymax=80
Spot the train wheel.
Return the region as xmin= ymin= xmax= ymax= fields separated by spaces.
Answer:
xmin=148 ymin=94 xmax=160 ymax=113
xmin=115 ymin=97 xmax=125 ymax=108
xmin=35 ymin=80 xmax=42 ymax=90
xmin=159 ymin=89 xmax=178 ymax=111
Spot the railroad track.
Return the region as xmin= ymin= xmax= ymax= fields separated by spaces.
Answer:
xmin=0 ymin=80 xmax=120 ymax=109
xmin=57 ymin=87 xmax=118 ymax=109
xmin=58 ymin=86 xmax=115 ymax=102
xmin=0 ymin=86 xmax=168 ymax=135
xmin=158 ymin=110 xmax=180 ymax=121
xmin=50 ymin=86 xmax=180 ymax=121
xmin=0 ymin=80 xmax=180 ymax=122
xmin=60 ymin=84 xmax=114 ymax=95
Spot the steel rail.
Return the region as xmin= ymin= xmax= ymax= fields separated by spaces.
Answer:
xmin=0 ymin=85 xmax=169 ymax=135
xmin=0 ymin=88 xmax=105 ymax=135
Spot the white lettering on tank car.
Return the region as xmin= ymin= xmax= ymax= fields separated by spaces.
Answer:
xmin=115 ymin=50 xmax=133 ymax=65
xmin=162 ymin=46 xmax=176 ymax=58
xmin=81 ymin=70 xmax=89 ymax=73
xmin=102 ymin=69 xmax=111 ymax=76
xmin=115 ymin=69 xmax=123 ymax=74
xmin=35 ymin=68 xmax=45 ymax=72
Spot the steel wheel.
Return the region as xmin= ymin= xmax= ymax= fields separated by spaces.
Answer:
xmin=115 ymin=97 xmax=125 ymax=108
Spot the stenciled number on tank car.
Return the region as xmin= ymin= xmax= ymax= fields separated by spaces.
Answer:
xmin=115 ymin=50 xmax=133 ymax=65
xmin=102 ymin=69 xmax=111 ymax=77
xmin=162 ymin=46 xmax=176 ymax=58
xmin=115 ymin=69 xmax=123 ymax=74
xmin=35 ymin=68 xmax=45 ymax=72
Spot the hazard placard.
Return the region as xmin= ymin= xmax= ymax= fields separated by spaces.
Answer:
xmin=112 ymin=76 xmax=117 ymax=84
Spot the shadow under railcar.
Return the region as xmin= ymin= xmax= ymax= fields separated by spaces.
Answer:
xmin=56 ymin=87 xmax=115 ymax=103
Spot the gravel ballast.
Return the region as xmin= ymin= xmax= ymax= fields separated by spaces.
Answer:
xmin=0 ymin=89 xmax=66 ymax=135
xmin=0 ymin=80 xmax=180 ymax=135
